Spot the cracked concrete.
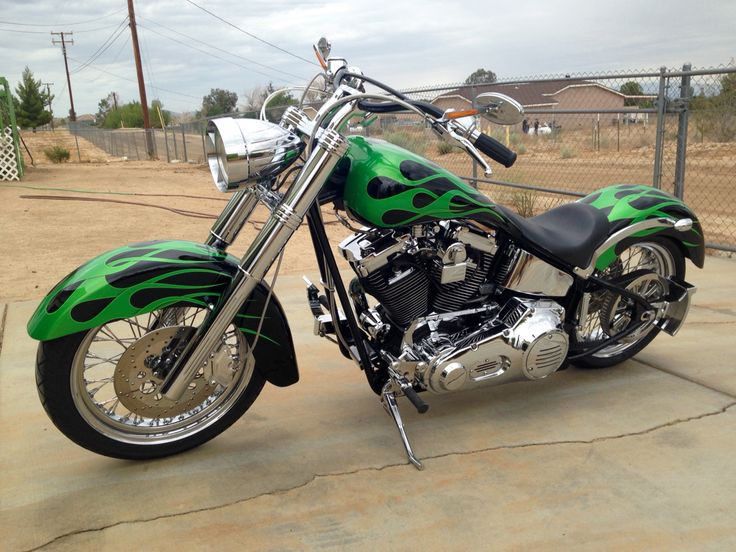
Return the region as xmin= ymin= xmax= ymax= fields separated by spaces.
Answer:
xmin=2 ymin=257 xmax=735 ymax=551
xmin=22 ymin=402 xmax=736 ymax=552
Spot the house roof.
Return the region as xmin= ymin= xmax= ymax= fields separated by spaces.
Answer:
xmin=433 ymin=79 xmax=623 ymax=107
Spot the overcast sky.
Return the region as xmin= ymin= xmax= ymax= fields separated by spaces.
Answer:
xmin=2 ymin=0 xmax=734 ymax=117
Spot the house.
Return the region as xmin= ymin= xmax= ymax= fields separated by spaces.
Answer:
xmin=76 ymin=113 xmax=96 ymax=124
xmin=432 ymin=79 xmax=627 ymax=130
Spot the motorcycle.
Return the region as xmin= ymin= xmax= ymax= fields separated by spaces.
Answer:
xmin=28 ymin=39 xmax=703 ymax=469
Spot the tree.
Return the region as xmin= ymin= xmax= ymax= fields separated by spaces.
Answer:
xmin=691 ymin=74 xmax=736 ymax=142
xmin=620 ymin=81 xmax=646 ymax=106
xmin=96 ymin=92 xmax=119 ymax=124
xmin=241 ymin=84 xmax=267 ymax=115
xmin=200 ymin=88 xmax=238 ymax=117
xmin=99 ymin=99 xmax=170 ymax=129
xmin=13 ymin=67 xmax=52 ymax=129
xmin=241 ymin=83 xmax=297 ymax=120
xmin=464 ymin=68 xmax=497 ymax=85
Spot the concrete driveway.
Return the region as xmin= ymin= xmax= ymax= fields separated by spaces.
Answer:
xmin=1 ymin=257 xmax=734 ymax=551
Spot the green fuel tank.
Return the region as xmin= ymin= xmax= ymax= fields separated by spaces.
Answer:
xmin=341 ymin=136 xmax=506 ymax=228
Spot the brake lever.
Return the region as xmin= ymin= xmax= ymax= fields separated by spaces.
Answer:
xmin=436 ymin=120 xmax=493 ymax=176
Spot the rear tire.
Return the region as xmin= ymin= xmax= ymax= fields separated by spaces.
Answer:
xmin=573 ymin=237 xmax=685 ymax=369
xmin=36 ymin=307 xmax=266 ymax=459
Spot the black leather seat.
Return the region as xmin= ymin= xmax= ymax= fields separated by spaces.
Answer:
xmin=494 ymin=202 xmax=612 ymax=268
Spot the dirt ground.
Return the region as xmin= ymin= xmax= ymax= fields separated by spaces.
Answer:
xmin=0 ymin=160 xmax=355 ymax=304
xmin=3 ymin=128 xmax=733 ymax=303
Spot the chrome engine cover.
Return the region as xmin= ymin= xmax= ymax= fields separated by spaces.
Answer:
xmin=412 ymin=299 xmax=569 ymax=393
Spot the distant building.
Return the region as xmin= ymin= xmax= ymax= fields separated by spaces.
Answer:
xmin=432 ymin=79 xmax=627 ymax=129
xmin=76 ymin=114 xmax=96 ymax=124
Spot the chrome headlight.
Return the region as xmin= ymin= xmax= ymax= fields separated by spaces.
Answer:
xmin=205 ymin=117 xmax=304 ymax=192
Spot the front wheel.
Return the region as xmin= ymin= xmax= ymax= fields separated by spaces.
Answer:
xmin=36 ymin=307 xmax=265 ymax=459
xmin=573 ymin=237 xmax=685 ymax=368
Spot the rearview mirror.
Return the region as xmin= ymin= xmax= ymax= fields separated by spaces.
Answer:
xmin=317 ymin=37 xmax=331 ymax=60
xmin=475 ymin=92 xmax=524 ymax=125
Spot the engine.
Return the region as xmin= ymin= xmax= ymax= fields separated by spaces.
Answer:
xmin=338 ymin=222 xmax=570 ymax=393
xmin=338 ymin=222 xmax=496 ymax=326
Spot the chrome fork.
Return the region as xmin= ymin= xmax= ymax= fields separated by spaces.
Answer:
xmin=161 ymin=103 xmax=356 ymax=400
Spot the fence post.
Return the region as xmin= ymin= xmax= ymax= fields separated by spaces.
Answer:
xmin=673 ymin=63 xmax=691 ymax=199
xmin=172 ymin=126 xmax=179 ymax=160
xmin=181 ymin=126 xmax=188 ymax=162
xmin=652 ymin=66 xmax=668 ymax=189
xmin=162 ymin=127 xmax=171 ymax=162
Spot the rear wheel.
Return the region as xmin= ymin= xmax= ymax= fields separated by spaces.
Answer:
xmin=573 ymin=237 xmax=685 ymax=368
xmin=36 ymin=306 xmax=265 ymax=459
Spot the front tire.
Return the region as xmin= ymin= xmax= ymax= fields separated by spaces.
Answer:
xmin=36 ymin=307 xmax=265 ymax=459
xmin=573 ymin=237 xmax=685 ymax=369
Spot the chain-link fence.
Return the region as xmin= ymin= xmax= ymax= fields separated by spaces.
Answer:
xmin=69 ymin=65 xmax=736 ymax=252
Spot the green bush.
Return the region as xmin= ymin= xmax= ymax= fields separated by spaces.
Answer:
xmin=516 ymin=143 xmax=527 ymax=155
xmin=560 ymin=145 xmax=577 ymax=159
xmin=436 ymin=140 xmax=456 ymax=155
xmin=44 ymin=146 xmax=70 ymax=163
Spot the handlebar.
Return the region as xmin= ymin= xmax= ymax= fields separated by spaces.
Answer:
xmin=290 ymin=63 xmax=519 ymax=171
xmin=355 ymin=100 xmax=517 ymax=169
xmin=472 ymin=132 xmax=517 ymax=168
xmin=356 ymin=99 xmax=444 ymax=119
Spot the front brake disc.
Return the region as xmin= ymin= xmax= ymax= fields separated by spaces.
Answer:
xmin=114 ymin=326 xmax=215 ymax=418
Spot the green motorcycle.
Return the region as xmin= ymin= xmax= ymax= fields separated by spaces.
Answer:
xmin=28 ymin=40 xmax=702 ymax=469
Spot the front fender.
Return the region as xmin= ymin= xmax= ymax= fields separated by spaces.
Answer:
xmin=27 ymin=240 xmax=298 ymax=387
xmin=579 ymin=185 xmax=705 ymax=271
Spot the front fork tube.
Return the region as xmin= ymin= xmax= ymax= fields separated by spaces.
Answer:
xmin=205 ymin=188 xmax=259 ymax=249
xmin=161 ymin=124 xmax=351 ymax=400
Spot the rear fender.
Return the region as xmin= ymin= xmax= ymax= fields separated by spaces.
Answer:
xmin=579 ymin=185 xmax=705 ymax=272
xmin=27 ymin=240 xmax=298 ymax=387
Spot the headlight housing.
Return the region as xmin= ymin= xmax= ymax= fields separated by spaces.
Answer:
xmin=205 ymin=117 xmax=304 ymax=192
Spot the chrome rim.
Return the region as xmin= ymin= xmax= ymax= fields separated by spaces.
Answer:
xmin=577 ymin=242 xmax=676 ymax=358
xmin=70 ymin=308 xmax=253 ymax=445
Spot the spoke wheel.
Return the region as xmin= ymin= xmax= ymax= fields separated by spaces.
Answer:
xmin=36 ymin=306 xmax=266 ymax=459
xmin=574 ymin=238 xmax=684 ymax=368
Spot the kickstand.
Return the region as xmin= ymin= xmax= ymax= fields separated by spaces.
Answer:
xmin=381 ymin=382 xmax=424 ymax=470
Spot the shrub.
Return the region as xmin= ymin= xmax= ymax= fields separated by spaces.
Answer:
xmin=516 ymin=143 xmax=527 ymax=155
xmin=436 ymin=140 xmax=456 ymax=155
xmin=560 ymin=145 xmax=577 ymax=159
xmin=44 ymin=146 xmax=70 ymax=163
xmin=511 ymin=190 xmax=537 ymax=217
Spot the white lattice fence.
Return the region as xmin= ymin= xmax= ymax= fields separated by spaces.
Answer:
xmin=0 ymin=126 xmax=20 ymax=181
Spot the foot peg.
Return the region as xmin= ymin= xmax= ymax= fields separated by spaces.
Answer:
xmin=381 ymin=372 xmax=429 ymax=470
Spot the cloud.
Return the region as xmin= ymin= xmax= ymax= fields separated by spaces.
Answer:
xmin=1 ymin=0 xmax=733 ymax=116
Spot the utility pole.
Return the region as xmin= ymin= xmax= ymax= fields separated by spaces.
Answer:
xmin=127 ymin=0 xmax=154 ymax=157
xmin=51 ymin=32 xmax=76 ymax=122
xmin=42 ymin=82 xmax=54 ymax=130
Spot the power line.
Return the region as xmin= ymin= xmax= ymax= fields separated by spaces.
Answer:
xmin=0 ymin=8 xmax=126 ymax=27
xmin=136 ymin=20 xmax=161 ymax=102
xmin=140 ymin=16 xmax=307 ymax=81
xmin=67 ymin=56 xmax=202 ymax=100
xmin=69 ymin=23 xmax=127 ymax=34
xmin=137 ymin=22 xmax=300 ymax=85
xmin=183 ymin=0 xmax=318 ymax=67
xmin=0 ymin=27 xmax=50 ymax=34
xmin=0 ymin=22 xmax=125 ymax=36
xmin=71 ymin=18 xmax=130 ymax=74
